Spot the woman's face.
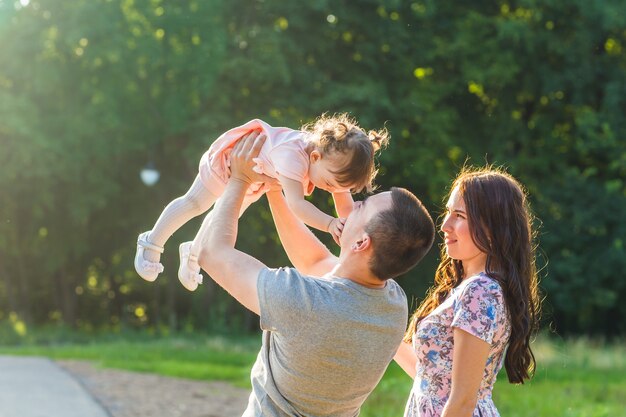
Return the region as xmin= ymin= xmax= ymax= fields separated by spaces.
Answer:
xmin=441 ymin=185 xmax=487 ymax=276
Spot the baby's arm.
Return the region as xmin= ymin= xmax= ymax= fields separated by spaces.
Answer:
xmin=332 ymin=191 xmax=354 ymax=218
xmin=279 ymin=175 xmax=343 ymax=243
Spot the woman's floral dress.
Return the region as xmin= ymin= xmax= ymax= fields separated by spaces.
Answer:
xmin=404 ymin=273 xmax=511 ymax=417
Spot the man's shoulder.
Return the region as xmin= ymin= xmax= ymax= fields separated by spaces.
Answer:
xmin=381 ymin=279 xmax=408 ymax=314
xmin=386 ymin=278 xmax=406 ymax=296
xmin=260 ymin=266 xmax=307 ymax=280
xmin=258 ymin=267 xmax=321 ymax=295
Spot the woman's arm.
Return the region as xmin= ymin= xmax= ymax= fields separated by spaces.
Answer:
xmin=394 ymin=341 xmax=417 ymax=379
xmin=332 ymin=191 xmax=354 ymax=218
xmin=440 ymin=328 xmax=491 ymax=417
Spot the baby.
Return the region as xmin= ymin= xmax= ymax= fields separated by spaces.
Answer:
xmin=134 ymin=113 xmax=388 ymax=290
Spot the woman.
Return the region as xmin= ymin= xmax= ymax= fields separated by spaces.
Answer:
xmin=395 ymin=167 xmax=541 ymax=417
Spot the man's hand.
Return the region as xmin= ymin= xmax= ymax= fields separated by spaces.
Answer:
xmin=327 ymin=217 xmax=345 ymax=246
xmin=229 ymin=130 xmax=278 ymax=188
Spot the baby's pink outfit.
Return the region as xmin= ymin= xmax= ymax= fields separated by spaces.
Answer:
xmin=199 ymin=119 xmax=315 ymax=200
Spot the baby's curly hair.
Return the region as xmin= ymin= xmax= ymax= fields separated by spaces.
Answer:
xmin=302 ymin=113 xmax=389 ymax=193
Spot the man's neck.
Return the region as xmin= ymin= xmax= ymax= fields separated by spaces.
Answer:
xmin=330 ymin=262 xmax=386 ymax=289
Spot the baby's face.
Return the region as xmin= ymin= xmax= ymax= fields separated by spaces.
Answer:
xmin=308 ymin=154 xmax=348 ymax=193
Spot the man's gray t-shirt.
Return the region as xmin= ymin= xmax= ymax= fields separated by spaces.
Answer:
xmin=242 ymin=267 xmax=408 ymax=417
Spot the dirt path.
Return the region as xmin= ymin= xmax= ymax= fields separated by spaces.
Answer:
xmin=57 ymin=360 xmax=250 ymax=417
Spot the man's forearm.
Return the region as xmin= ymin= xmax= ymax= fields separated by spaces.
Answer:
xmin=196 ymin=132 xmax=269 ymax=315
xmin=203 ymin=179 xmax=249 ymax=252
xmin=198 ymin=176 xmax=265 ymax=314
xmin=266 ymin=190 xmax=336 ymax=276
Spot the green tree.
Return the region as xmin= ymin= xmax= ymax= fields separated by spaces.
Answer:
xmin=0 ymin=0 xmax=624 ymax=336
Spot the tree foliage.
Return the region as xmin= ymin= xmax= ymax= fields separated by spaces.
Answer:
xmin=0 ymin=0 xmax=624 ymax=336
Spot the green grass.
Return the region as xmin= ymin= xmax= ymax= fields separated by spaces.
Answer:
xmin=1 ymin=333 xmax=624 ymax=416
xmin=0 ymin=334 xmax=260 ymax=388
xmin=491 ymin=339 xmax=626 ymax=417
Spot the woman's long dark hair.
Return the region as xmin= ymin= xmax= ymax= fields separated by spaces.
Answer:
xmin=404 ymin=166 xmax=541 ymax=384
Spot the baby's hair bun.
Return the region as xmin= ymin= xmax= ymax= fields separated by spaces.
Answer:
xmin=368 ymin=128 xmax=389 ymax=152
xmin=301 ymin=113 xmax=390 ymax=193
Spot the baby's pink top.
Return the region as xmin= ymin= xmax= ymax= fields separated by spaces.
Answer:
xmin=199 ymin=119 xmax=316 ymax=197
xmin=405 ymin=273 xmax=511 ymax=417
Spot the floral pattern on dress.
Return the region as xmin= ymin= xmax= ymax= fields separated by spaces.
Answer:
xmin=404 ymin=274 xmax=511 ymax=417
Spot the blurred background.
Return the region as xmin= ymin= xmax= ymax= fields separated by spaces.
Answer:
xmin=0 ymin=0 xmax=624 ymax=415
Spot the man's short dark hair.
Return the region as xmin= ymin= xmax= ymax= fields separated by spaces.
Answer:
xmin=365 ymin=187 xmax=435 ymax=280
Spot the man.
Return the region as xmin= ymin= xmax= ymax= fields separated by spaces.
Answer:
xmin=198 ymin=132 xmax=435 ymax=416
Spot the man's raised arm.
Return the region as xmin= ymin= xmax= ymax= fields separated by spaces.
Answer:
xmin=266 ymin=190 xmax=339 ymax=277
xmin=197 ymin=132 xmax=270 ymax=315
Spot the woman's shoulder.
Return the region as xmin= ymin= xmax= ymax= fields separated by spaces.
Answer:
xmin=457 ymin=273 xmax=505 ymax=301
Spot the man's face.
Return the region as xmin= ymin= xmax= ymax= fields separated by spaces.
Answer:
xmin=340 ymin=191 xmax=392 ymax=248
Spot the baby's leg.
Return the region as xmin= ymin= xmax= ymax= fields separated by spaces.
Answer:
xmin=145 ymin=175 xmax=217 ymax=262
xmin=189 ymin=187 xmax=261 ymax=257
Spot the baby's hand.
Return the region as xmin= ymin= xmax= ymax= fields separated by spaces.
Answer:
xmin=327 ymin=217 xmax=346 ymax=246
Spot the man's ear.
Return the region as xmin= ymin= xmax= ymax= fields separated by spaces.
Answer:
xmin=310 ymin=149 xmax=321 ymax=163
xmin=351 ymin=234 xmax=372 ymax=252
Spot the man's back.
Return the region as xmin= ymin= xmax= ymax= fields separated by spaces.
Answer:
xmin=243 ymin=267 xmax=408 ymax=417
